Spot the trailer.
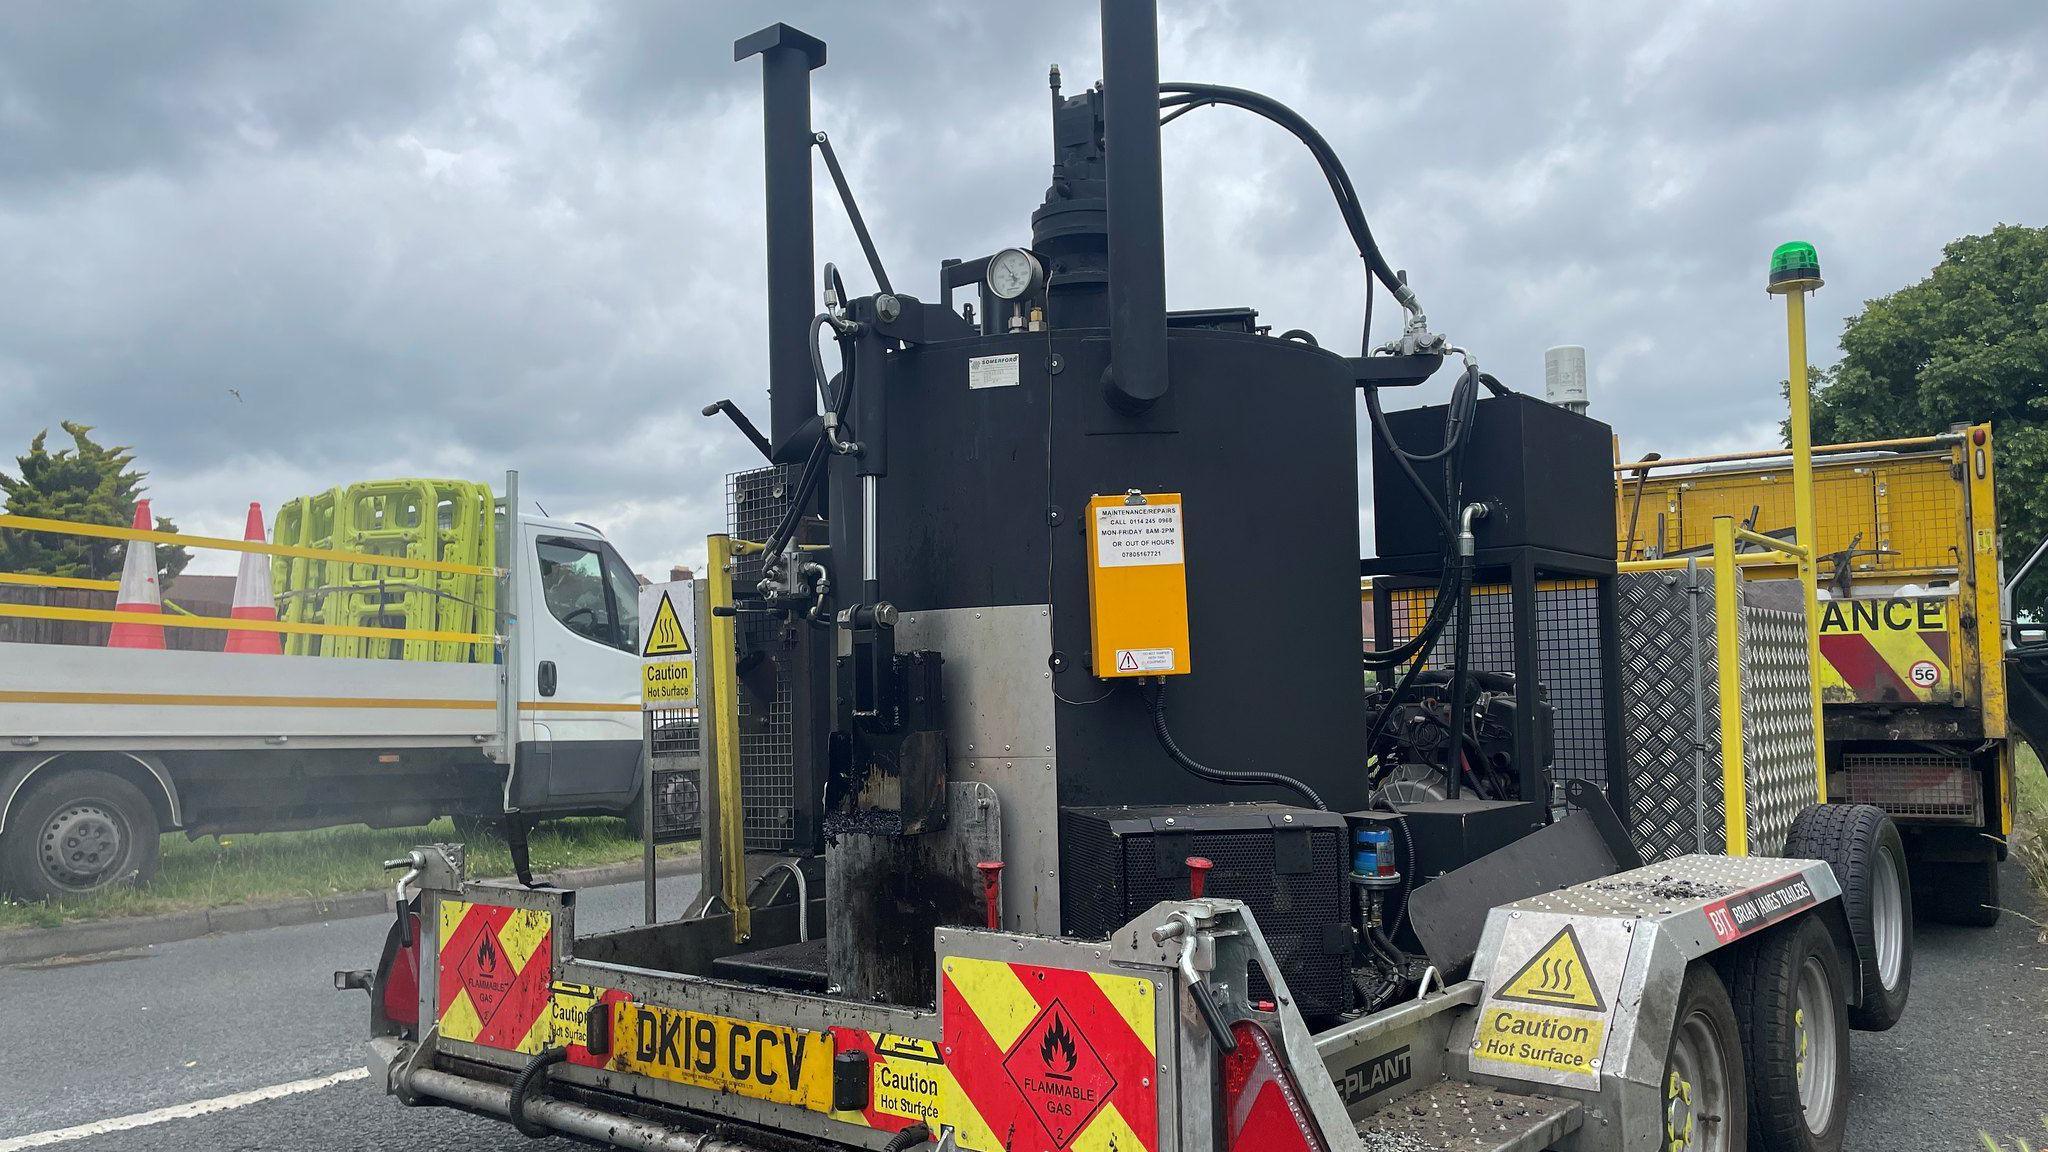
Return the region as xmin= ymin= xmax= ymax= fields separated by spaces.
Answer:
xmin=0 ymin=476 xmax=645 ymax=899
xmin=346 ymin=7 xmax=1906 ymax=1151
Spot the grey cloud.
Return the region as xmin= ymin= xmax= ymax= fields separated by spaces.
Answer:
xmin=1 ymin=1 xmax=2044 ymax=577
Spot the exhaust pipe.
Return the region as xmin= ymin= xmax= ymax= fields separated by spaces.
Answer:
xmin=1099 ymin=0 xmax=1169 ymax=413
xmin=406 ymin=1066 xmax=776 ymax=1152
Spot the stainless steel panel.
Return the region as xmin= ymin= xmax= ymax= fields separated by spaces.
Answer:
xmin=897 ymin=605 xmax=1063 ymax=934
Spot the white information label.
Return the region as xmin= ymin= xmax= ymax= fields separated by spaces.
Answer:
xmin=967 ymin=353 xmax=1021 ymax=390
xmin=1094 ymin=502 xmax=1184 ymax=567
xmin=1115 ymin=648 xmax=1176 ymax=673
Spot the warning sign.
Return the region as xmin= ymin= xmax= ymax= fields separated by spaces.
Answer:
xmin=1004 ymin=1001 xmax=1117 ymax=1147
xmin=1470 ymin=913 xmax=1630 ymax=1091
xmin=642 ymin=592 xmax=691 ymax=657
xmin=1114 ymin=648 xmax=1174 ymax=673
xmin=941 ymin=957 xmax=1159 ymax=1152
xmin=1496 ymin=926 xmax=1606 ymax=1011
xmin=638 ymin=581 xmax=697 ymax=710
xmin=1473 ymin=1008 xmax=1605 ymax=1078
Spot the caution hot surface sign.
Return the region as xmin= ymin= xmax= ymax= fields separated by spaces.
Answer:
xmin=638 ymin=581 xmax=697 ymax=708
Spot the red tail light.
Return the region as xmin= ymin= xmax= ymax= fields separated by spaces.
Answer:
xmin=1221 ymin=1020 xmax=1327 ymax=1152
xmin=380 ymin=914 xmax=421 ymax=1033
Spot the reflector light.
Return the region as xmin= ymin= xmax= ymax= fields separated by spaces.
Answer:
xmin=1220 ymin=1020 xmax=1326 ymax=1152
xmin=381 ymin=914 xmax=421 ymax=1029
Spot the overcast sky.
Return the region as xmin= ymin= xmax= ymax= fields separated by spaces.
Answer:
xmin=3 ymin=1 xmax=2044 ymax=576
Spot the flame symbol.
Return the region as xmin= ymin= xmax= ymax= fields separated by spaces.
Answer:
xmin=478 ymin=935 xmax=499 ymax=975
xmin=1039 ymin=1012 xmax=1078 ymax=1075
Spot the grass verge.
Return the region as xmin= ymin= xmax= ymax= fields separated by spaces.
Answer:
xmin=0 ymin=818 xmax=693 ymax=933
xmin=2015 ymin=744 xmax=2047 ymax=898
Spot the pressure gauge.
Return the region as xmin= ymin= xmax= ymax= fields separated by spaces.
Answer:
xmin=986 ymin=247 xmax=1043 ymax=301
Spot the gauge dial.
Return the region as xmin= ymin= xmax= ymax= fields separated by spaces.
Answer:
xmin=986 ymin=247 xmax=1043 ymax=301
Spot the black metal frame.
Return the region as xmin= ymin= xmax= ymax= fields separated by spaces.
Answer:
xmin=1364 ymin=546 xmax=1627 ymax=820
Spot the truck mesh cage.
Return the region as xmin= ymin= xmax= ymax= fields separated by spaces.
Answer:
xmin=727 ymin=464 xmax=800 ymax=852
xmin=1842 ymin=750 xmax=1982 ymax=823
xmin=1386 ymin=580 xmax=1610 ymax=794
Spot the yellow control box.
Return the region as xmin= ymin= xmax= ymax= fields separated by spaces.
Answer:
xmin=1085 ymin=491 xmax=1190 ymax=678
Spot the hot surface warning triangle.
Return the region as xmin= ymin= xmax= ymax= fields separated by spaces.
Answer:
xmin=642 ymin=592 xmax=691 ymax=657
xmin=1496 ymin=925 xmax=1606 ymax=1011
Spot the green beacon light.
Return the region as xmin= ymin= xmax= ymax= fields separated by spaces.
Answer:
xmin=1767 ymin=240 xmax=1823 ymax=294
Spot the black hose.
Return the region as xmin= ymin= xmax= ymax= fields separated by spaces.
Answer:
xmin=1150 ymin=680 xmax=1327 ymax=810
xmin=883 ymin=1122 xmax=932 ymax=1151
xmin=508 ymin=1047 xmax=568 ymax=1139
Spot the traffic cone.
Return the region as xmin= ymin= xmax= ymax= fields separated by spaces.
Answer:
xmin=224 ymin=502 xmax=283 ymax=655
xmin=106 ymin=500 xmax=166 ymax=650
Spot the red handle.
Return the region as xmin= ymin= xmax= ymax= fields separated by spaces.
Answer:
xmin=1186 ymin=856 xmax=1213 ymax=899
xmin=976 ymin=861 xmax=1005 ymax=930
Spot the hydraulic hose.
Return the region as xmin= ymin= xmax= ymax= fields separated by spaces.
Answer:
xmin=1150 ymin=679 xmax=1327 ymax=810
xmin=883 ymin=1124 xmax=932 ymax=1152
xmin=509 ymin=1047 xmax=569 ymax=1139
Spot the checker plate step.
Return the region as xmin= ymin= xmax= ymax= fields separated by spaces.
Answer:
xmin=1353 ymin=1079 xmax=1581 ymax=1152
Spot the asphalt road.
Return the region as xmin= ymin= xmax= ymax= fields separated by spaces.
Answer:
xmin=1 ymin=863 xmax=2042 ymax=1151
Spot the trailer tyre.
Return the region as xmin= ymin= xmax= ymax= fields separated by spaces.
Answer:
xmin=1913 ymin=857 xmax=2000 ymax=928
xmin=1729 ymin=916 xmax=1850 ymax=1152
xmin=1663 ymin=964 xmax=1747 ymax=1152
xmin=1 ymin=769 xmax=162 ymax=901
xmin=1782 ymin=803 xmax=1911 ymax=1031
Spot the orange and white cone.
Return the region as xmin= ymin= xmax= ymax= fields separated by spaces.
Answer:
xmin=107 ymin=500 xmax=166 ymax=650
xmin=224 ymin=502 xmax=283 ymax=655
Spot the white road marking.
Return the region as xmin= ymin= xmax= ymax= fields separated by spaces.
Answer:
xmin=0 ymin=1068 xmax=370 ymax=1150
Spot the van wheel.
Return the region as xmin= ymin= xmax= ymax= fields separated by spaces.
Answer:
xmin=1913 ymin=857 xmax=2000 ymax=928
xmin=1783 ymin=804 xmax=1911 ymax=1030
xmin=1 ymin=769 xmax=162 ymax=901
xmin=1729 ymin=916 xmax=1849 ymax=1152
xmin=1664 ymin=964 xmax=1747 ymax=1152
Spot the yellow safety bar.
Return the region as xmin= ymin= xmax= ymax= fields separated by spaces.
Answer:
xmin=0 ymin=572 xmax=119 ymax=592
xmin=705 ymin=534 xmax=749 ymax=943
xmin=0 ymin=602 xmax=494 ymax=645
xmin=0 ymin=514 xmax=502 ymax=578
xmin=1614 ymin=431 xmax=1962 ymax=474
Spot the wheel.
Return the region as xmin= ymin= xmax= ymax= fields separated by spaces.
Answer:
xmin=1912 ymin=857 xmax=1999 ymax=927
xmin=0 ymin=768 xmax=162 ymax=901
xmin=1782 ymin=804 xmax=1911 ymax=1030
xmin=1729 ymin=916 xmax=1850 ymax=1152
xmin=1663 ymin=964 xmax=1747 ymax=1152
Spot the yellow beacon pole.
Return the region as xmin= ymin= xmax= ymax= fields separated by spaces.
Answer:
xmin=1768 ymin=240 xmax=1827 ymax=807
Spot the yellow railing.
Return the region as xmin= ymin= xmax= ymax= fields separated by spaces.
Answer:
xmin=0 ymin=514 xmax=500 ymax=647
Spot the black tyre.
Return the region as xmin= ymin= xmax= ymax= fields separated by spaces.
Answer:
xmin=1912 ymin=857 xmax=2000 ymax=928
xmin=1663 ymin=964 xmax=1748 ymax=1152
xmin=1782 ymin=804 xmax=1911 ymax=1031
xmin=0 ymin=768 xmax=162 ymax=901
xmin=1729 ymin=915 xmax=1850 ymax=1152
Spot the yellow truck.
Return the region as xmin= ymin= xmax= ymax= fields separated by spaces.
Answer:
xmin=1617 ymin=423 xmax=2040 ymax=925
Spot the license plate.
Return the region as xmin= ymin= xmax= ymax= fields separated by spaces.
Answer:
xmin=608 ymin=1003 xmax=835 ymax=1111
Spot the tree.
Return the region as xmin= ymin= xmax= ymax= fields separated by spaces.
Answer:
xmin=1808 ymin=223 xmax=2048 ymax=615
xmin=0 ymin=422 xmax=191 ymax=583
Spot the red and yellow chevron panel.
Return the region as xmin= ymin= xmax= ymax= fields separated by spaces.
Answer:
xmin=435 ymin=899 xmax=601 ymax=1056
xmin=940 ymin=956 xmax=1160 ymax=1152
xmin=1817 ymin=596 xmax=1953 ymax=704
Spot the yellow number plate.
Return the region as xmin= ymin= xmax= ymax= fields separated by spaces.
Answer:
xmin=608 ymin=1003 xmax=834 ymax=1111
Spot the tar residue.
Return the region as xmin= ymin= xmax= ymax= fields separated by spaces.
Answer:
xmin=1586 ymin=873 xmax=1724 ymax=901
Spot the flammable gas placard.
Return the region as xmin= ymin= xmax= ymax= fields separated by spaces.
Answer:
xmin=1469 ymin=914 xmax=1635 ymax=1090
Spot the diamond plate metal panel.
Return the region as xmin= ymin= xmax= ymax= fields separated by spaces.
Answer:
xmin=1739 ymin=580 xmax=1822 ymax=857
xmin=1617 ymin=569 xmax=1725 ymax=862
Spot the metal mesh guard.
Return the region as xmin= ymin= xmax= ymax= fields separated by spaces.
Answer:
xmin=1842 ymin=751 xmax=1982 ymax=823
